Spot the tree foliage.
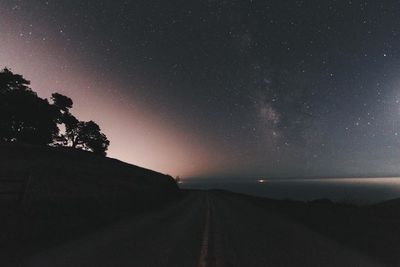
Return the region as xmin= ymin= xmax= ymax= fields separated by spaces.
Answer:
xmin=0 ymin=68 xmax=110 ymax=155
xmin=0 ymin=68 xmax=59 ymax=144
xmin=51 ymin=93 xmax=73 ymax=113
xmin=0 ymin=67 xmax=31 ymax=92
xmin=72 ymin=121 xmax=110 ymax=156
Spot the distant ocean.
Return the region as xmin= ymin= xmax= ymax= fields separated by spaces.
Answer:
xmin=179 ymin=177 xmax=400 ymax=204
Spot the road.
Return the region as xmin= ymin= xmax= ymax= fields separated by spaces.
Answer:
xmin=25 ymin=191 xmax=380 ymax=267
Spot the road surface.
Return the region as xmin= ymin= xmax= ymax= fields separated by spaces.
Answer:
xmin=24 ymin=191 xmax=380 ymax=267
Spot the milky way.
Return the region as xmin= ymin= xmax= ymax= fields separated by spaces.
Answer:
xmin=1 ymin=0 xmax=400 ymax=179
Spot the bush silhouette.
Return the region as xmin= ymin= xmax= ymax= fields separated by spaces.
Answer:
xmin=0 ymin=68 xmax=110 ymax=155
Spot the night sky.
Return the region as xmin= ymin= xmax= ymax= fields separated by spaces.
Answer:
xmin=2 ymin=0 xmax=400 ymax=179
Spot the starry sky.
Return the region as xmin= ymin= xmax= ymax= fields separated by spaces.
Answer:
xmin=2 ymin=0 xmax=400 ymax=179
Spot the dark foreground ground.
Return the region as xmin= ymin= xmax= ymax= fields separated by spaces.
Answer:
xmin=4 ymin=190 xmax=400 ymax=267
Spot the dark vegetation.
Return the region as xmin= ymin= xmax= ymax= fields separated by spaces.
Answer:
xmin=0 ymin=68 xmax=109 ymax=156
xmin=0 ymin=143 xmax=179 ymax=264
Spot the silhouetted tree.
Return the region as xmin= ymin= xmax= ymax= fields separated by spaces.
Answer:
xmin=51 ymin=93 xmax=73 ymax=113
xmin=50 ymin=92 xmax=78 ymax=146
xmin=0 ymin=68 xmax=59 ymax=144
xmin=52 ymin=112 xmax=79 ymax=146
xmin=0 ymin=67 xmax=30 ymax=92
xmin=0 ymin=68 xmax=110 ymax=156
xmin=66 ymin=120 xmax=110 ymax=156
xmin=80 ymin=121 xmax=110 ymax=156
xmin=50 ymin=94 xmax=109 ymax=155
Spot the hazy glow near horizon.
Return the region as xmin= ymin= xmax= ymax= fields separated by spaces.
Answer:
xmin=3 ymin=1 xmax=400 ymax=179
xmin=0 ymin=10 xmax=221 ymax=177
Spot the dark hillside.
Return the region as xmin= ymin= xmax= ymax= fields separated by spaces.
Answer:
xmin=0 ymin=143 xmax=180 ymax=263
xmin=0 ymin=143 xmax=178 ymax=205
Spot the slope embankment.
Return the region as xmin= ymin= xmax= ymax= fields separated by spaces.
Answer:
xmin=0 ymin=143 xmax=180 ymax=263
